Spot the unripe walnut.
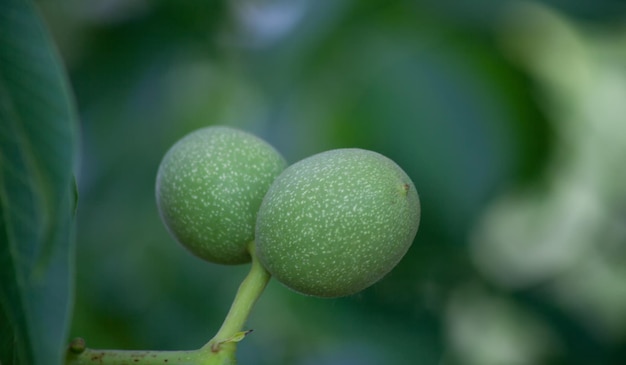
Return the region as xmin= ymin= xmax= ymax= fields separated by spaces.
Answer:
xmin=156 ymin=126 xmax=286 ymax=265
xmin=256 ymin=148 xmax=420 ymax=297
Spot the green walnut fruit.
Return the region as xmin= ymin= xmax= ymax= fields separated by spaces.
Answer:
xmin=156 ymin=126 xmax=286 ymax=265
xmin=256 ymin=148 xmax=420 ymax=297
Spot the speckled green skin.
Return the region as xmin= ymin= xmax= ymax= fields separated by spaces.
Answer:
xmin=256 ymin=148 xmax=420 ymax=297
xmin=156 ymin=126 xmax=287 ymax=264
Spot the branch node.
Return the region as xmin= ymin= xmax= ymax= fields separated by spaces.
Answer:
xmin=69 ymin=337 xmax=86 ymax=354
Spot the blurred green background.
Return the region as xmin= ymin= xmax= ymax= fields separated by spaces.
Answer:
xmin=38 ymin=0 xmax=626 ymax=364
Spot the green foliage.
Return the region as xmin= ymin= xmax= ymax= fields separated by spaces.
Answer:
xmin=256 ymin=148 xmax=420 ymax=298
xmin=0 ymin=0 xmax=78 ymax=364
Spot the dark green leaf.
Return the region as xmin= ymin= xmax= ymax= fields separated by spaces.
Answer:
xmin=0 ymin=0 xmax=78 ymax=364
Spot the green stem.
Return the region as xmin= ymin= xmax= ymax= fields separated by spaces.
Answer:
xmin=65 ymin=242 xmax=271 ymax=365
xmin=65 ymin=338 xmax=233 ymax=365
xmin=205 ymin=241 xmax=271 ymax=351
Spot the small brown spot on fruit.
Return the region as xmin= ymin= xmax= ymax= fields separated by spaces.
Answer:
xmin=402 ymin=183 xmax=410 ymax=195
